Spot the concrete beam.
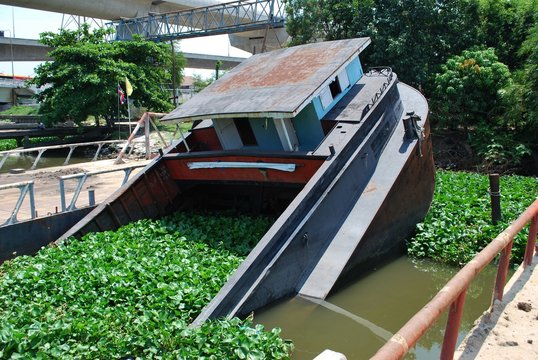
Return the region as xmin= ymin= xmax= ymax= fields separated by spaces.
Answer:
xmin=0 ymin=37 xmax=247 ymax=69
xmin=182 ymin=52 xmax=246 ymax=70
xmin=0 ymin=37 xmax=52 ymax=62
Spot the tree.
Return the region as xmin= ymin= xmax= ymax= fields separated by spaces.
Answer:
xmin=285 ymin=0 xmax=479 ymax=89
xmin=476 ymin=0 xmax=537 ymax=70
xmin=192 ymin=74 xmax=215 ymax=93
xmin=30 ymin=24 xmax=184 ymax=126
xmin=503 ymin=17 xmax=538 ymax=143
xmin=433 ymin=48 xmax=511 ymax=129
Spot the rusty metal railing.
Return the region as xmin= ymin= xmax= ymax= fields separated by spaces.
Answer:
xmin=371 ymin=197 xmax=538 ymax=360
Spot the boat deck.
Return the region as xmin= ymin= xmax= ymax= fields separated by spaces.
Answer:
xmin=313 ymin=73 xmax=397 ymax=156
xmin=323 ymin=74 xmax=389 ymax=122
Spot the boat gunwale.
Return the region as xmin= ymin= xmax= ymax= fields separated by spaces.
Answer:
xmin=163 ymin=150 xmax=327 ymax=161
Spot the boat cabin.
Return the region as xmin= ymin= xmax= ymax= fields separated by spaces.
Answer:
xmin=160 ymin=38 xmax=403 ymax=212
xmin=162 ymin=38 xmax=371 ymax=153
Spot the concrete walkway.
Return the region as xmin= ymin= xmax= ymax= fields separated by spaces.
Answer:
xmin=456 ymin=254 xmax=538 ymax=359
xmin=0 ymin=158 xmax=151 ymax=224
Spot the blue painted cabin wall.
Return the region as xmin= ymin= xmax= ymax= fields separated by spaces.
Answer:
xmin=293 ymin=56 xmax=364 ymax=151
xmin=249 ymin=118 xmax=283 ymax=150
xmin=312 ymin=57 xmax=363 ymax=120
xmin=346 ymin=57 xmax=363 ymax=85
xmin=292 ymin=103 xmax=325 ymax=150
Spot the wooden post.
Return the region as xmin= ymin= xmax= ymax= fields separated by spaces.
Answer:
xmin=145 ymin=114 xmax=150 ymax=159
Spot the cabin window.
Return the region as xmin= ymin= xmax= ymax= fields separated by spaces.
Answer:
xmin=234 ymin=118 xmax=258 ymax=146
xmin=329 ymin=78 xmax=342 ymax=98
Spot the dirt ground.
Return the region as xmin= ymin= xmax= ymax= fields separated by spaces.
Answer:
xmin=0 ymin=158 xmax=151 ymax=223
xmin=455 ymin=255 xmax=538 ymax=359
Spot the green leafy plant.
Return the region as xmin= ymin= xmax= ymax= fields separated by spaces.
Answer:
xmin=0 ymin=140 xmax=17 ymax=151
xmin=469 ymin=124 xmax=532 ymax=172
xmin=0 ymin=213 xmax=292 ymax=358
xmin=432 ymin=48 xmax=511 ymax=129
xmin=408 ymin=170 xmax=538 ymax=266
xmin=0 ymin=105 xmax=39 ymax=116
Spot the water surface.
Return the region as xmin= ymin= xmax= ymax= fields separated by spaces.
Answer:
xmin=254 ymin=256 xmax=499 ymax=359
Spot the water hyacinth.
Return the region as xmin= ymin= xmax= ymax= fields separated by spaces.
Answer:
xmin=0 ymin=213 xmax=293 ymax=359
xmin=408 ymin=170 xmax=538 ymax=266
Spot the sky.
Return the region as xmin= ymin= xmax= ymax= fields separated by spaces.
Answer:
xmin=0 ymin=4 xmax=251 ymax=78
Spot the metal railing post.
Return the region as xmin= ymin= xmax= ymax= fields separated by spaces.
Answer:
xmin=28 ymin=182 xmax=36 ymax=219
xmin=92 ymin=143 xmax=104 ymax=161
xmin=440 ymin=288 xmax=467 ymax=360
xmin=489 ymin=174 xmax=502 ymax=224
xmin=88 ymin=187 xmax=95 ymax=206
xmin=145 ymin=115 xmax=151 ymax=159
xmin=31 ymin=149 xmax=46 ymax=170
xmin=524 ymin=215 xmax=538 ymax=267
xmin=0 ymin=153 xmax=9 ymax=171
xmin=122 ymin=168 xmax=133 ymax=185
xmin=3 ymin=181 xmax=35 ymax=225
xmin=60 ymin=179 xmax=67 ymax=212
xmin=67 ymin=174 xmax=88 ymax=211
xmin=494 ymin=238 xmax=514 ymax=301
xmin=64 ymin=146 xmax=76 ymax=165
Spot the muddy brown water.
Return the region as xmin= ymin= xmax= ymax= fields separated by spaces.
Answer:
xmin=254 ymin=256 xmax=501 ymax=359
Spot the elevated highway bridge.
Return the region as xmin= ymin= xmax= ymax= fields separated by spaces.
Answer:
xmin=0 ymin=36 xmax=247 ymax=69
xmin=0 ymin=0 xmax=288 ymax=53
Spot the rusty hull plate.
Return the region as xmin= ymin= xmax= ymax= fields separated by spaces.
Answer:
xmin=162 ymin=38 xmax=370 ymax=122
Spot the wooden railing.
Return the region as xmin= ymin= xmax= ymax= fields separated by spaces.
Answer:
xmin=371 ymin=197 xmax=538 ymax=359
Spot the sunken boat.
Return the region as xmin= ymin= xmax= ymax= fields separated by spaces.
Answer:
xmin=56 ymin=38 xmax=435 ymax=322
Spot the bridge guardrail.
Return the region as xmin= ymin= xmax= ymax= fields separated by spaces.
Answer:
xmin=59 ymin=164 xmax=146 ymax=212
xmin=0 ymin=164 xmax=145 ymax=225
xmin=0 ymin=180 xmax=36 ymax=225
xmin=0 ymin=140 xmax=125 ymax=171
xmin=371 ymin=197 xmax=538 ymax=360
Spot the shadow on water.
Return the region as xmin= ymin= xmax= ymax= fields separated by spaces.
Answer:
xmin=253 ymin=256 xmax=500 ymax=359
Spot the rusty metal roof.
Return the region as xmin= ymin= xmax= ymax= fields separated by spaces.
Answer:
xmin=162 ymin=38 xmax=371 ymax=122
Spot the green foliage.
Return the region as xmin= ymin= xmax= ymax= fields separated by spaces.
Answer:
xmin=0 ymin=140 xmax=17 ymax=151
xmin=0 ymin=214 xmax=292 ymax=358
xmin=0 ymin=105 xmax=39 ymax=116
xmin=192 ymin=74 xmax=216 ymax=93
xmin=285 ymin=0 xmax=479 ymax=88
xmin=503 ymin=17 xmax=538 ymax=147
xmin=161 ymin=212 xmax=274 ymax=257
xmin=433 ymin=48 xmax=511 ymax=128
xmin=476 ymin=0 xmax=537 ymax=69
xmin=30 ymin=24 xmax=182 ymax=126
xmin=469 ymin=125 xmax=531 ymax=172
xmin=408 ymin=170 xmax=538 ymax=266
